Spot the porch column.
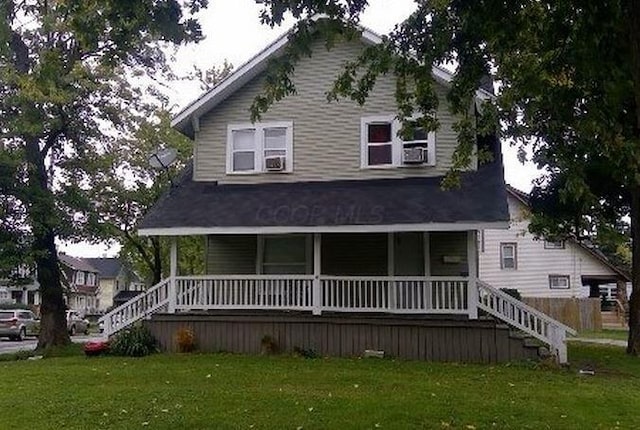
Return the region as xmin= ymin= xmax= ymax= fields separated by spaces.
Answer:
xmin=467 ymin=230 xmax=478 ymax=319
xmin=388 ymin=233 xmax=396 ymax=310
xmin=312 ymin=233 xmax=322 ymax=315
xmin=168 ymin=236 xmax=178 ymax=313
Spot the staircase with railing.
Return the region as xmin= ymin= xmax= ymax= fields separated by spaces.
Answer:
xmin=476 ymin=280 xmax=576 ymax=363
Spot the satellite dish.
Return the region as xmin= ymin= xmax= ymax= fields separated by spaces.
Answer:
xmin=148 ymin=148 xmax=177 ymax=169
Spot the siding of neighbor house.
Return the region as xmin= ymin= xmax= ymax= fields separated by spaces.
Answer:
xmin=206 ymin=232 xmax=467 ymax=276
xmin=479 ymin=194 xmax=619 ymax=298
xmin=194 ymin=38 xmax=474 ymax=184
xmin=98 ymin=279 xmax=115 ymax=311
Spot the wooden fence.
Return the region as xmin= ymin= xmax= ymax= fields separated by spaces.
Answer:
xmin=522 ymin=297 xmax=601 ymax=331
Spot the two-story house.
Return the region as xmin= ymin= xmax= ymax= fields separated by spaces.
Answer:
xmin=85 ymin=258 xmax=146 ymax=312
xmin=59 ymin=253 xmax=100 ymax=313
xmin=101 ymin=24 xmax=574 ymax=363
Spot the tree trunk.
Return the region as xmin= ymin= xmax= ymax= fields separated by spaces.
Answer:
xmin=627 ymin=0 xmax=640 ymax=355
xmin=24 ymin=141 xmax=70 ymax=350
xmin=628 ymin=188 xmax=640 ymax=354
xmin=151 ymin=237 xmax=162 ymax=285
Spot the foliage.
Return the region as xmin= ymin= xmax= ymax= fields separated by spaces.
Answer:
xmin=0 ymin=344 xmax=638 ymax=428
xmin=253 ymin=1 xmax=640 ymax=354
xmin=86 ymin=63 xmax=230 ymax=285
xmin=260 ymin=334 xmax=278 ymax=355
xmin=0 ymin=0 xmax=207 ymax=348
xmin=109 ymin=324 xmax=158 ymax=357
xmin=175 ymin=326 xmax=196 ymax=353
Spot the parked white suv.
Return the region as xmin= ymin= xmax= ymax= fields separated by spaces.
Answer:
xmin=0 ymin=309 xmax=39 ymax=341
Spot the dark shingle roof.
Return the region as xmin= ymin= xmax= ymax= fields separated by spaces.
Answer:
xmin=58 ymin=254 xmax=99 ymax=273
xmin=140 ymin=159 xmax=509 ymax=231
xmin=85 ymin=258 xmax=122 ymax=279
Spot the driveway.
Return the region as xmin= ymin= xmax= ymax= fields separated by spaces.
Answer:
xmin=0 ymin=335 xmax=104 ymax=355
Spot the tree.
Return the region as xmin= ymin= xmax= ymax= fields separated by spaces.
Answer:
xmin=0 ymin=0 xmax=207 ymax=350
xmin=86 ymin=63 xmax=231 ymax=286
xmin=253 ymin=1 xmax=640 ymax=355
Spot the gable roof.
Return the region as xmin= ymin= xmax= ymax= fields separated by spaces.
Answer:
xmin=58 ymin=254 xmax=99 ymax=274
xmin=84 ymin=258 xmax=122 ymax=279
xmin=505 ymin=185 xmax=631 ymax=282
xmin=172 ymin=23 xmax=494 ymax=138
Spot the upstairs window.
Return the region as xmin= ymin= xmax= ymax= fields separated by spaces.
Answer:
xmin=361 ymin=116 xmax=436 ymax=168
xmin=227 ymin=122 xmax=293 ymax=174
xmin=86 ymin=273 xmax=96 ymax=286
xmin=75 ymin=271 xmax=85 ymax=285
xmin=544 ymin=240 xmax=565 ymax=249
xmin=500 ymin=243 xmax=517 ymax=270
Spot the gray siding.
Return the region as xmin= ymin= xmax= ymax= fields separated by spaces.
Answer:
xmin=145 ymin=313 xmax=540 ymax=363
xmin=195 ymin=39 xmax=471 ymax=184
xmin=206 ymin=235 xmax=257 ymax=274
xmin=429 ymin=232 xmax=468 ymax=276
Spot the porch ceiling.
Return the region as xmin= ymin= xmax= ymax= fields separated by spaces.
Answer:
xmin=139 ymin=161 xmax=509 ymax=236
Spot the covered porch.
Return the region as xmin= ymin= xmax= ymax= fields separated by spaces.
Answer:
xmin=168 ymin=231 xmax=478 ymax=317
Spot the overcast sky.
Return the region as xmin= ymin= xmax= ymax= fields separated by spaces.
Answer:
xmin=60 ymin=0 xmax=541 ymax=257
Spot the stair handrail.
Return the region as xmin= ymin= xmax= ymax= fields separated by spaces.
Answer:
xmin=99 ymin=277 xmax=172 ymax=337
xmin=477 ymin=280 xmax=576 ymax=363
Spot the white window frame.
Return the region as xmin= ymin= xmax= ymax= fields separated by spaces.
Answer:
xmin=549 ymin=275 xmax=570 ymax=289
xmin=360 ymin=115 xmax=436 ymax=169
xmin=544 ymin=240 xmax=565 ymax=249
xmin=500 ymin=243 xmax=517 ymax=270
xmin=86 ymin=273 xmax=96 ymax=286
xmin=75 ymin=271 xmax=85 ymax=285
xmin=226 ymin=121 xmax=293 ymax=174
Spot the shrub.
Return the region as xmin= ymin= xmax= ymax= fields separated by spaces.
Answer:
xmin=0 ymin=302 xmax=31 ymax=310
xmin=110 ymin=325 xmax=157 ymax=357
xmin=260 ymin=335 xmax=278 ymax=355
xmin=175 ymin=327 xmax=196 ymax=353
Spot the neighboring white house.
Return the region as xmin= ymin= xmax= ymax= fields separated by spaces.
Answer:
xmin=479 ymin=186 xmax=630 ymax=299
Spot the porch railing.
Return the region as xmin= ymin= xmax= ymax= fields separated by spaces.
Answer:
xmin=320 ymin=276 xmax=470 ymax=314
xmin=99 ymin=278 xmax=171 ymax=337
xmin=175 ymin=275 xmax=314 ymax=311
xmin=477 ymin=280 xmax=576 ymax=363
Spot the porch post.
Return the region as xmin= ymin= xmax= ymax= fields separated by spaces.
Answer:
xmin=312 ymin=233 xmax=322 ymax=315
xmin=388 ymin=233 xmax=396 ymax=310
xmin=168 ymin=236 xmax=178 ymax=313
xmin=467 ymin=230 xmax=478 ymax=319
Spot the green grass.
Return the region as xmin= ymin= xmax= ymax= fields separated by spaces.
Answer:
xmin=578 ymin=329 xmax=629 ymax=342
xmin=0 ymin=344 xmax=639 ymax=429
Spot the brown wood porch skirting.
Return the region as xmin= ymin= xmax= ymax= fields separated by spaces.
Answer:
xmin=144 ymin=312 xmax=540 ymax=363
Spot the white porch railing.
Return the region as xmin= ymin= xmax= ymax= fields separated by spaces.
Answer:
xmin=100 ymin=275 xmax=575 ymax=363
xmin=477 ymin=280 xmax=576 ymax=363
xmin=99 ymin=278 xmax=171 ymax=337
xmin=175 ymin=275 xmax=314 ymax=311
xmin=320 ymin=276 xmax=470 ymax=314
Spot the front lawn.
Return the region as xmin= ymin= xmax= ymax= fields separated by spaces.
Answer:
xmin=0 ymin=343 xmax=638 ymax=429
xmin=578 ymin=329 xmax=629 ymax=342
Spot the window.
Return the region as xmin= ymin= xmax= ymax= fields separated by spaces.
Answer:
xmin=500 ymin=243 xmax=517 ymax=270
xmin=361 ymin=116 xmax=436 ymax=168
xmin=75 ymin=271 xmax=85 ymax=285
xmin=227 ymin=122 xmax=293 ymax=174
xmin=260 ymin=235 xmax=309 ymax=274
xmin=544 ymin=240 xmax=565 ymax=249
xmin=86 ymin=273 xmax=96 ymax=286
xmin=549 ymin=275 xmax=570 ymax=289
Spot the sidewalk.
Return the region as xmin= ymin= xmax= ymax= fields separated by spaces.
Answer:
xmin=568 ymin=337 xmax=626 ymax=347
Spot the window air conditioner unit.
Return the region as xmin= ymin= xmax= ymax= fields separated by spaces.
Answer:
xmin=265 ymin=155 xmax=286 ymax=171
xmin=402 ymin=147 xmax=426 ymax=164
